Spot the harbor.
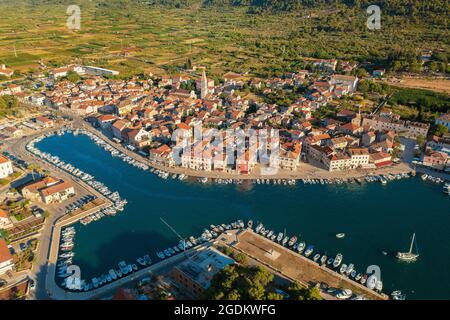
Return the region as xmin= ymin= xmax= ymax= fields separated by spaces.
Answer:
xmin=50 ymin=215 xmax=390 ymax=299
xmin=32 ymin=132 xmax=450 ymax=299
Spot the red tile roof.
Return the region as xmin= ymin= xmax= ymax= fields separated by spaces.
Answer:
xmin=0 ymin=239 xmax=12 ymax=264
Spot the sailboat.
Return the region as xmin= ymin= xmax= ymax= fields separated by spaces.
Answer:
xmin=396 ymin=233 xmax=419 ymax=262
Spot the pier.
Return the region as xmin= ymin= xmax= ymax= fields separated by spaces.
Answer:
xmin=218 ymin=229 xmax=388 ymax=300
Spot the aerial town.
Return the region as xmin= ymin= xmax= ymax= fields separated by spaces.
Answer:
xmin=0 ymin=51 xmax=449 ymax=302
xmin=0 ymin=0 xmax=449 ymax=307
xmin=2 ymin=61 xmax=447 ymax=179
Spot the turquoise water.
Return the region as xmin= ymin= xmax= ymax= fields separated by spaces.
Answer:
xmin=37 ymin=133 xmax=450 ymax=299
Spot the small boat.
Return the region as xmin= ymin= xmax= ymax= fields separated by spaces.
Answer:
xmin=327 ymin=258 xmax=333 ymax=265
xmin=336 ymin=289 xmax=353 ymax=299
xmin=376 ymin=280 xmax=383 ymax=292
xmin=247 ymin=220 xmax=253 ymax=229
xmin=320 ymin=255 xmax=327 ymax=265
xmin=137 ymin=257 xmax=146 ymax=266
xmin=345 ymin=263 xmax=354 ymax=276
xmin=304 ymin=245 xmax=314 ymax=257
xmin=340 ymin=264 xmax=347 ymax=274
xmin=297 ymin=242 xmax=306 ymax=253
xmin=109 ymin=269 xmax=117 ymax=280
xmin=397 ymin=233 xmax=419 ymax=262
xmin=355 ymin=273 xmax=362 ymax=281
xmin=255 ymin=223 xmax=263 ymax=233
xmin=360 ymin=274 xmax=368 ymax=285
xmin=391 ymin=290 xmax=406 ymax=300
xmin=288 ymin=236 xmax=297 ymax=247
xmin=333 ymin=253 xmax=343 ymax=268
xmin=313 ymin=253 xmax=321 ymax=262
xmin=143 ymin=255 xmax=152 ymax=265
xmin=276 ymin=232 xmax=283 ymax=242
xmin=282 ymin=236 xmax=289 ymax=246
xmin=336 ymin=233 xmax=345 ymax=239
xmin=350 ymin=270 xmax=357 ymax=278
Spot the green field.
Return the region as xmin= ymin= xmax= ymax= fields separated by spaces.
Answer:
xmin=0 ymin=0 xmax=448 ymax=78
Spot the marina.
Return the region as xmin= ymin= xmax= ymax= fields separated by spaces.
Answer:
xmin=34 ymin=132 xmax=450 ymax=299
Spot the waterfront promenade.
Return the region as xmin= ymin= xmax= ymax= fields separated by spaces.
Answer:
xmin=74 ymin=116 xmax=415 ymax=181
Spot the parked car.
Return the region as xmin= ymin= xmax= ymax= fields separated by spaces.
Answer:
xmin=29 ymin=279 xmax=35 ymax=291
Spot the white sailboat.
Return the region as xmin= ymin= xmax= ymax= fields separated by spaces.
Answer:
xmin=396 ymin=233 xmax=419 ymax=262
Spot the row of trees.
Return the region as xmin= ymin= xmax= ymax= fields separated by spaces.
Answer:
xmin=389 ymin=87 xmax=450 ymax=114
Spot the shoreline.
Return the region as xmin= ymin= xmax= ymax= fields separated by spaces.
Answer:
xmin=66 ymin=122 xmax=417 ymax=182
xmin=18 ymin=126 xmax=446 ymax=300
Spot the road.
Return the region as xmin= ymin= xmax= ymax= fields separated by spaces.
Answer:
xmin=371 ymin=93 xmax=392 ymax=116
xmin=2 ymin=121 xmax=109 ymax=300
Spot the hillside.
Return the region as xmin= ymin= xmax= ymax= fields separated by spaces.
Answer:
xmin=0 ymin=0 xmax=448 ymax=77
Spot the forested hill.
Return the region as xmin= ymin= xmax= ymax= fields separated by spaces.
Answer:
xmin=17 ymin=0 xmax=450 ymax=21
xmin=149 ymin=0 xmax=449 ymax=18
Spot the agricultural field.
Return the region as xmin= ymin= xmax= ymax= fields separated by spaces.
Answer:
xmin=0 ymin=0 xmax=448 ymax=79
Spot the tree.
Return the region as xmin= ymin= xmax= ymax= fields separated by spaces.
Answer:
xmin=66 ymin=71 xmax=81 ymax=83
xmin=267 ymin=292 xmax=284 ymax=300
xmin=416 ymin=135 xmax=426 ymax=148
xmin=286 ymin=281 xmax=322 ymax=300
xmin=434 ymin=124 xmax=448 ymax=137
xmin=226 ymin=289 xmax=241 ymax=300
xmin=204 ymin=264 xmax=276 ymax=300
xmin=234 ymin=252 xmax=247 ymax=264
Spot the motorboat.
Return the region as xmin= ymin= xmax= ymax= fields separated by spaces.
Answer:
xmin=276 ymin=232 xmax=283 ymax=242
xmin=137 ymin=257 xmax=147 ymax=267
xmin=304 ymin=245 xmax=314 ymax=257
xmin=333 ymin=253 xmax=343 ymax=268
xmin=336 ymin=289 xmax=353 ymax=299
xmin=297 ymin=242 xmax=306 ymax=253
xmin=345 ymin=263 xmax=354 ymax=276
xmin=288 ymin=236 xmax=297 ymax=247
xmin=376 ymin=280 xmax=383 ymax=292
xmin=391 ymin=290 xmax=406 ymax=300
xmin=360 ymin=274 xmax=368 ymax=285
